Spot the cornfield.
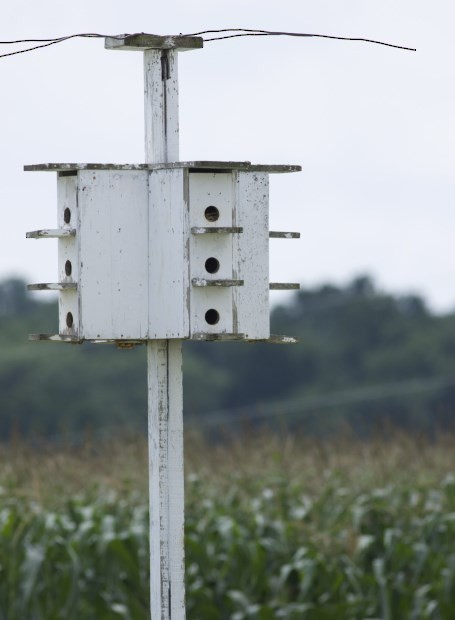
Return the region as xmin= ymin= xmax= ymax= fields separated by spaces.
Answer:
xmin=0 ymin=432 xmax=454 ymax=619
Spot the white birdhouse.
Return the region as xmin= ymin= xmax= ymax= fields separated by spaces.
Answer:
xmin=26 ymin=161 xmax=300 ymax=343
xmin=25 ymin=33 xmax=305 ymax=620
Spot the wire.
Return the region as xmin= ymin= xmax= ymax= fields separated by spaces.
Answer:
xmin=0 ymin=38 xmax=78 ymax=59
xmin=0 ymin=28 xmax=416 ymax=59
xmin=0 ymin=32 xmax=125 ymax=59
xmin=189 ymin=375 xmax=454 ymax=428
xmin=184 ymin=28 xmax=416 ymax=51
xmin=0 ymin=34 xmax=101 ymax=43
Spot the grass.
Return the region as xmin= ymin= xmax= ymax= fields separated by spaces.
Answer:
xmin=2 ymin=430 xmax=453 ymax=503
xmin=0 ymin=431 xmax=454 ymax=618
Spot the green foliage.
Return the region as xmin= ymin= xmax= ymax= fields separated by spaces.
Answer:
xmin=0 ymin=493 xmax=150 ymax=619
xmin=1 ymin=275 xmax=455 ymax=439
xmin=0 ymin=468 xmax=454 ymax=618
xmin=184 ymin=472 xmax=455 ymax=619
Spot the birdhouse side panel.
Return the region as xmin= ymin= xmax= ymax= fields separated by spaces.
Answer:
xmin=57 ymin=174 xmax=80 ymax=338
xmin=148 ymin=168 xmax=189 ymax=339
xmin=188 ymin=172 xmax=235 ymax=335
xmin=233 ymin=171 xmax=270 ymax=340
xmin=78 ymin=170 xmax=149 ymax=340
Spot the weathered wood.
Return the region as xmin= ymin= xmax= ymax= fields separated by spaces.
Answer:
xmin=149 ymin=169 xmax=189 ymax=339
xmin=251 ymin=334 xmax=299 ymax=344
xmin=27 ymin=283 xmax=77 ymax=291
xmin=78 ymin=169 xmax=149 ymax=340
xmin=269 ymin=283 xmax=301 ymax=290
xmin=191 ymin=332 xmax=246 ymax=341
xmin=28 ymin=333 xmax=82 ymax=343
xmin=57 ymin=174 xmax=79 ymax=339
xmin=93 ymin=339 xmax=144 ymax=346
xmin=144 ymin=49 xmax=179 ymax=163
xmin=147 ymin=340 xmax=185 ymax=620
xmin=185 ymin=162 xmax=301 ymax=173
xmin=269 ymin=231 xmax=300 ymax=239
xmin=192 ymin=333 xmax=298 ymax=343
xmin=189 ymin=172 xmax=235 ymax=336
xmin=269 ymin=334 xmax=299 ymax=344
xmin=233 ymin=171 xmax=270 ymax=340
xmin=192 ymin=278 xmax=244 ymax=287
xmin=26 ymin=229 xmax=76 ymax=239
xmin=191 ymin=226 xmax=243 ymax=235
xmin=24 ymin=161 xmax=301 ymax=173
xmin=105 ymin=33 xmax=203 ymax=52
xmin=143 ymin=44 xmax=186 ymax=620
xmin=25 ymin=163 xmax=149 ymax=171
xmin=28 ymin=334 xmax=146 ymax=345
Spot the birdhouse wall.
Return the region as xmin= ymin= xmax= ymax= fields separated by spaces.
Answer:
xmin=148 ymin=168 xmax=189 ymax=338
xmin=188 ymin=172 xmax=235 ymax=335
xmin=33 ymin=163 xmax=279 ymax=342
xmin=78 ymin=170 xmax=150 ymax=340
xmin=57 ymin=174 xmax=80 ymax=338
xmin=187 ymin=170 xmax=270 ymax=339
xmin=232 ymin=171 xmax=270 ymax=339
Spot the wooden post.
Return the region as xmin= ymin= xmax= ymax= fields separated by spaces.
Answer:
xmin=144 ymin=48 xmax=185 ymax=619
xmin=104 ymin=35 xmax=202 ymax=619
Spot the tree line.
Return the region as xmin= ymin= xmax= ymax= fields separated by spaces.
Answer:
xmin=1 ymin=276 xmax=454 ymax=440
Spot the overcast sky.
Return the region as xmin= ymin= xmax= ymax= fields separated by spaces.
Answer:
xmin=1 ymin=0 xmax=453 ymax=311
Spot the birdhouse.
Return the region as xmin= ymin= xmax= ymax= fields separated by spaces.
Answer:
xmin=26 ymin=160 xmax=300 ymax=343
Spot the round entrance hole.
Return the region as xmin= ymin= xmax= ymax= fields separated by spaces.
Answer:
xmin=66 ymin=312 xmax=74 ymax=328
xmin=205 ymin=257 xmax=220 ymax=274
xmin=204 ymin=206 xmax=220 ymax=222
xmin=63 ymin=208 xmax=71 ymax=224
xmin=205 ymin=309 xmax=220 ymax=325
xmin=65 ymin=260 xmax=72 ymax=276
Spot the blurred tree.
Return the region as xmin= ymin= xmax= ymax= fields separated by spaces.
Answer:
xmin=0 ymin=276 xmax=454 ymax=440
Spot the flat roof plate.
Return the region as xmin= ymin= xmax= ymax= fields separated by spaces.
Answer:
xmin=105 ymin=33 xmax=203 ymax=52
xmin=24 ymin=161 xmax=302 ymax=174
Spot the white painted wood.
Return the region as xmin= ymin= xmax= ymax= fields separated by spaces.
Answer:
xmin=144 ymin=44 xmax=186 ymax=620
xmin=148 ymin=169 xmax=189 ymax=338
xmin=191 ymin=278 xmax=243 ymax=287
xmin=191 ymin=226 xmax=243 ymax=235
xmin=105 ymin=33 xmax=203 ymax=52
xmin=26 ymin=161 xmax=301 ymax=173
xmin=144 ymin=49 xmax=179 ymax=163
xmin=188 ymin=172 xmax=233 ymax=228
xmin=148 ymin=340 xmax=185 ymax=620
xmin=27 ymin=283 xmax=77 ymax=291
xmin=233 ymin=171 xmax=270 ymax=340
xmin=270 ymin=283 xmax=300 ymax=290
xmin=26 ymin=229 xmax=76 ymax=239
xmin=28 ymin=333 xmax=81 ymax=343
xmin=191 ymin=332 xmax=245 ymax=341
xmin=269 ymin=231 xmax=300 ymax=239
xmin=78 ymin=169 xmax=149 ymax=340
xmin=57 ymin=175 xmax=79 ymax=338
xmin=58 ymin=235 xmax=79 ymax=284
xmin=188 ymin=173 xmax=235 ymax=335
xmin=269 ymin=334 xmax=299 ymax=344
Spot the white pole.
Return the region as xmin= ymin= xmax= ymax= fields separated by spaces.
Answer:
xmin=144 ymin=49 xmax=186 ymax=619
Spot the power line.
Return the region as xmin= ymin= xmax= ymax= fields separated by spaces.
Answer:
xmin=189 ymin=375 xmax=455 ymax=428
xmin=0 ymin=29 xmax=416 ymax=59
xmin=0 ymin=33 xmax=116 ymax=59
xmin=185 ymin=28 xmax=416 ymax=51
xmin=0 ymin=34 xmax=105 ymax=43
